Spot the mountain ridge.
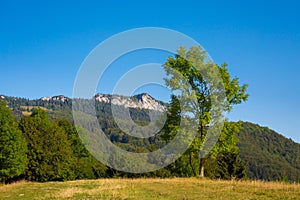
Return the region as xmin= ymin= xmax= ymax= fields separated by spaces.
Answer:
xmin=0 ymin=93 xmax=167 ymax=112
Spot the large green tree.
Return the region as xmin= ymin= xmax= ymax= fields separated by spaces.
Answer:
xmin=0 ymin=101 xmax=27 ymax=183
xmin=163 ymin=46 xmax=248 ymax=177
xmin=19 ymin=109 xmax=75 ymax=182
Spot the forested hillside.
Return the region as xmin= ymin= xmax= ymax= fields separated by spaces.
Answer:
xmin=1 ymin=95 xmax=299 ymax=182
xmin=237 ymin=122 xmax=300 ymax=182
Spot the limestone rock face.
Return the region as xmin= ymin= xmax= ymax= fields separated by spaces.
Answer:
xmin=94 ymin=93 xmax=166 ymax=112
xmin=40 ymin=93 xmax=166 ymax=112
xmin=40 ymin=95 xmax=69 ymax=102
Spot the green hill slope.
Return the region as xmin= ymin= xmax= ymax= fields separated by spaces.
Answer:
xmin=237 ymin=122 xmax=300 ymax=182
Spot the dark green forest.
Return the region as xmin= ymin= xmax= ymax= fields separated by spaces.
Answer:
xmin=237 ymin=122 xmax=300 ymax=182
xmin=1 ymin=95 xmax=299 ymax=183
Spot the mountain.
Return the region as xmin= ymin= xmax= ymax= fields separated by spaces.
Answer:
xmin=38 ymin=93 xmax=166 ymax=112
xmin=40 ymin=95 xmax=70 ymax=102
xmin=237 ymin=122 xmax=300 ymax=182
xmin=1 ymin=94 xmax=300 ymax=181
xmin=95 ymin=93 xmax=166 ymax=112
xmin=0 ymin=93 xmax=166 ymax=120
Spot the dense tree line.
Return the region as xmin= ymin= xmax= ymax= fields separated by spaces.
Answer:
xmin=0 ymin=102 xmax=106 ymax=183
xmin=2 ymin=98 xmax=296 ymax=183
xmin=2 ymin=98 xmax=299 ymax=182
xmin=0 ymin=100 xmax=247 ymax=183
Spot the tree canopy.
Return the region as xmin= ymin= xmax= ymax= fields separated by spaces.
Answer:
xmin=163 ymin=46 xmax=249 ymax=177
xmin=0 ymin=101 xmax=27 ymax=183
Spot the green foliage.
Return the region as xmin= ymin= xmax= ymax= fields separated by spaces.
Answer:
xmin=19 ymin=109 xmax=75 ymax=182
xmin=202 ymin=122 xmax=247 ymax=179
xmin=162 ymin=46 xmax=249 ymax=177
xmin=0 ymin=101 xmax=27 ymax=183
xmin=57 ymin=119 xmax=107 ymax=179
xmin=205 ymin=152 xmax=247 ymax=180
xmin=237 ymin=122 xmax=300 ymax=182
xmin=210 ymin=121 xmax=241 ymax=157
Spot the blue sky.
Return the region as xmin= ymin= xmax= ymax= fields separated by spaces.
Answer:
xmin=1 ymin=0 xmax=300 ymax=142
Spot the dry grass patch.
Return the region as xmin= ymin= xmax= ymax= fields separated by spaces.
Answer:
xmin=0 ymin=178 xmax=299 ymax=200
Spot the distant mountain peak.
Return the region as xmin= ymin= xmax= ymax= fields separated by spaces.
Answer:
xmin=133 ymin=93 xmax=154 ymax=101
xmin=40 ymin=95 xmax=70 ymax=102
xmin=95 ymin=93 xmax=166 ymax=112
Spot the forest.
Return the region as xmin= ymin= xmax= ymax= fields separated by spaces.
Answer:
xmin=0 ymin=99 xmax=247 ymax=183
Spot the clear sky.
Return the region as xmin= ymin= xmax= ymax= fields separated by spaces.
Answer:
xmin=1 ymin=0 xmax=300 ymax=142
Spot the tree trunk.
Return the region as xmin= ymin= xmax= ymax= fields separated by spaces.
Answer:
xmin=199 ymin=122 xmax=205 ymax=177
xmin=199 ymin=157 xmax=205 ymax=177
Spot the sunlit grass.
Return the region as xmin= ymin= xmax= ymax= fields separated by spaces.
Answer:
xmin=0 ymin=178 xmax=299 ymax=199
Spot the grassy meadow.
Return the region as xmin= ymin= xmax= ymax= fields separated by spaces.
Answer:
xmin=0 ymin=178 xmax=299 ymax=200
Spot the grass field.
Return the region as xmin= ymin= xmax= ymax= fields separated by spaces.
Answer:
xmin=0 ymin=178 xmax=299 ymax=200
